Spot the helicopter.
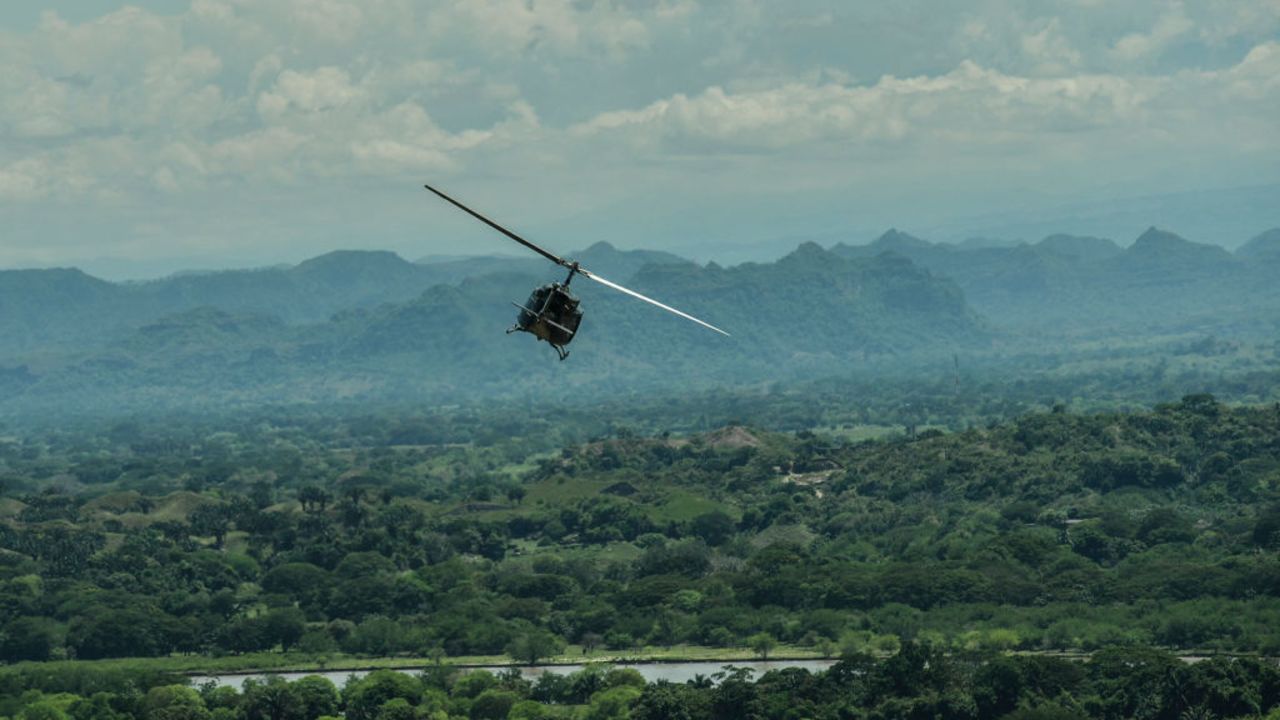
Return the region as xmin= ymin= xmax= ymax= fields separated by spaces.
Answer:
xmin=423 ymin=184 xmax=729 ymax=360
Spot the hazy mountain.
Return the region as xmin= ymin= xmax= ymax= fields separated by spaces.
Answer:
xmin=867 ymin=228 xmax=932 ymax=253
xmin=0 ymin=244 xmax=984 ymax=415
xmin=956 ymin=236 xmax=1022 ymax=250
xmin=833 ymin=226 xmax=1279 ymax=338
xmin=1236 ymin=228 xmax=1280 ymax=260
xmin=1122 ymin=227 xmax=1234 ymax=264
xmin=572 ymin=242 xmax=693 ymax=280
xmin=1035 ymin=234 xmax=1120 ymax=262
xmin=0 ymin=268 xmax=135 ymax=356
xmin=412 ymin=254 xmax=545 ymax=284
xmin=409 ymin=242 xmax=691 ymax=285
xmin=0 ymin=244 xmax=689 ymax=362
xmin=6 ymin=223 xmax=1279 ymax=416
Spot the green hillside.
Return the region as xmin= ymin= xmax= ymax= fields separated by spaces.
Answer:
xmin=0 ymin=245 xmax=985 ymax=415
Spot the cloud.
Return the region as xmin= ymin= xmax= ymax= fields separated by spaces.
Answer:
xmin=421 ymin=0 xmax=654 ymax=60
xmin=258 ymin=67 xmax=364 ymax=116
xmin=0 ymin=0 xmax=1277 ymax=270
xmin=1112 ymin=5 xmax=1194 ymax=62
xmin=571 ymin=62 xmax=1156 ymax=153
xmin=1020 ymin=18 xmax=1083 ymax=75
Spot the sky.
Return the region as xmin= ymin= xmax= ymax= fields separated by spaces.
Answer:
xmin=1 ymin=0 xmax=1278 ymax=278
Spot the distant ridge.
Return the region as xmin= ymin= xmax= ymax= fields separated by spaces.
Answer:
xmin=4 ymin=222 xmax=1279 ymax=409
xmin=870 ymin=228 xmax=932 ymax=251
xmin=1125 ymin=227 xmax=1232 ymax=261
xmin=0 ymin=244 xmax=691 ymax=361
xmin=1035 ymin=234 xmax=1119 ymax=262
xmin=1237 ymin=228 xmax=1280 ymax=259
xmin=830 ymin=225 xmax=1280 ymax=336
xmin=0 ymin=244 xmax=987 ymax=414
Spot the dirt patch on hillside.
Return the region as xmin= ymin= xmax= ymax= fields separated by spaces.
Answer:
xmin=705 ymin=426 xmax=761 ymax=449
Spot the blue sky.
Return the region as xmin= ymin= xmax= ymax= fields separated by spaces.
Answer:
xmin=1 ymin=1 xmax=1277 ymax=278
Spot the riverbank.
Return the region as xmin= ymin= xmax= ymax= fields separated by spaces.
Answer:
xmin=188 ymin=647 xmax=831 ymax=679
xmin=8 ymin=644 xmax=1268 ymax=685
xmin=5 ymin=643 xmax=828 ymax=680
xmin=191 ymin=658 xmax=843 ymax=691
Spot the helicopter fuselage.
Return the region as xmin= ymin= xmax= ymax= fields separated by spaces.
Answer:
xmin=512 ymin=282 xmax=583 ymax=359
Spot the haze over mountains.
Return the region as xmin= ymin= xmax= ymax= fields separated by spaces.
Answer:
xmin=1 ymin=225 xmax=1277 ymax=417
xmin=834 ymin=226 xmax=1280 ymax=337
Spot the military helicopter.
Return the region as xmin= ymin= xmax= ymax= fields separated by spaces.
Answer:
xmin=423 ymin=184 xmax=729 ymax=360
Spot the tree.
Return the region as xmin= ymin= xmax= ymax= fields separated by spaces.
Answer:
xmin=452 ymin=671 xmax=498 ymax=699
xmin=508 ymin=700 xmax=551 ymax=720
xmin=633 ymin=682 xmax=708 ymax=720
xmin=16 ymin=698 xmax=75 ymax=720
xmin=262 ymin=607 xmax=307 ymax=651
xmin=68 ymin=608 xmax=167 ymax=659
xmin=298 ymin=486 xmax=332 ymax=514
xmin=972 ymin=656 xmax=1025 ymax=719
xmin=1 ymin=616 xmax=59 ymax=662
xmin=748 ymin=633 xmax=777 ymax=660
xmin=469 ymin=690 xmax=520 ymax=720
xmin=260 ymin=563 xmax=330 ymax=609
xmin=585 ymin=687 xmax=643 ymax=720
xmin=505 ymin=486 xmax=527 ymax=505
xmin=1253 ymin=505 xmax=1280 ymax=549
xmin=239 ymin=677 xmax=298 ymax=720
xmin=691 ymin=511 xmax=736 ymax=546
xmin=374 ymin=698 xmax=415 ymax=720
xmin=343 ymin=617 xmax=404 ymax=656
xmin=506 ymin=630 xmax=565 ymax=665
xmin=342 ymin=670 xmax=422 ymax=720
xmin=650 ymin=610 xmax=682 ymax=649
xmin=189 ymin=505 xmax=232 ymax=549
xmin=142 ymin=685 xmax=210 ymax=720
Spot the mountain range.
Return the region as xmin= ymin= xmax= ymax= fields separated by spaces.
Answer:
xmin=1 ymin=225 xmax=1276 ymax=416
xmin=833 ymin=226 xmax=1280 ymax=337
xmin=0 ymin=241 xmax=982 ymax=415
xmin=0 ymin=242 xmax=690 ymax=360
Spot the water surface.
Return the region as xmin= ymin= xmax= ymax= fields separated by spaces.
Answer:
xmin=190 ymin=658 xmax=838 ymax=691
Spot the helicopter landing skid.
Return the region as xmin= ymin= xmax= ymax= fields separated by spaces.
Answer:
xmin=505 ymin=324 xmax=569 ymax=360
xmin=509 ymin=301 xmax=574 ymax=360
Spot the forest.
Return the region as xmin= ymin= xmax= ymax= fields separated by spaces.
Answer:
xmin=7 ymin=646 xmax=1280 ymax=720
xmin=2 ymin=390 xmax=1279 ymax=718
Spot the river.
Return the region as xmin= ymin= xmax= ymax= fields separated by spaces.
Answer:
xmin=189 ymin=658 xmax=838 ymax=691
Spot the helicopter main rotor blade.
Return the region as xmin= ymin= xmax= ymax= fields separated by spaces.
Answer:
xmin=423 ymin=184 xmax=568 ymax=268
xmin=580 ymin=269 xmax=730 ymax=337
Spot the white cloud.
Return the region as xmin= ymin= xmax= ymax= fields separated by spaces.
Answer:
xmin=1218 ymin=40 xmax=1280 ymax=100
xmin=1111 ymin=6 xmax=1194 ymax=62
xmin=210 ymin=127 xmax=308 ymax=182
xmin=259 ymin=66 xmax=364 ymax=116
xmin=421 ymin=0 xmax=653 ymax=59
xmin=1020 ymin=18 xmax=1083 ymax=75
xmin=0 ymin=1 xmax=1277 ymax=267
xmin=0 ymin=159 xmax=47 ymax=202
xmin=572 ymin=62 xmax=1155 ymax=153
xmin=286 ymin=0 xmax=366 ymax=44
